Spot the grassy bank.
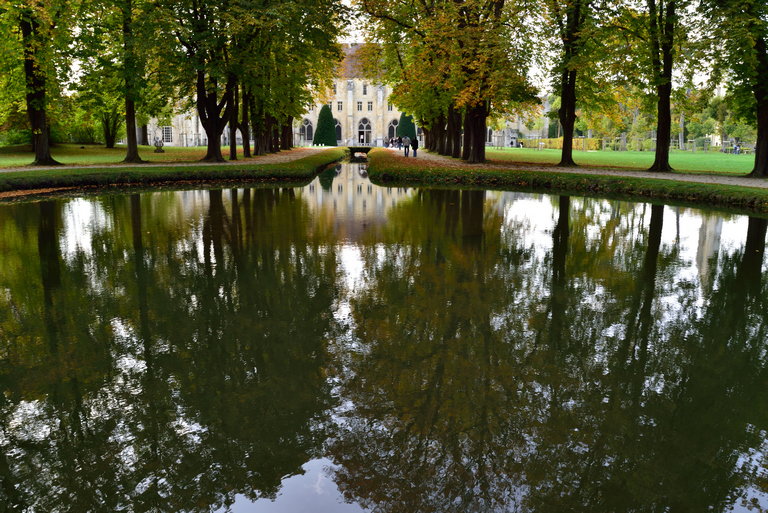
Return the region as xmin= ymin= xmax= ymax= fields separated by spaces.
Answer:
xmin=0 ymin=143 xmax=264 ymax=168
xmin=485 ymin=147 xmax=755 ymax=175
xmin=0 ymin=147 xmax=346 ymax=196
xmin=367 ymin=148 xmax=768 ymax=215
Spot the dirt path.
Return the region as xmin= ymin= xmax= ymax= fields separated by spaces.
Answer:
xmin=0 ymin=147 xmax=327 ymax=173
xmin=384 ymin=147 xmax=768 ymax=190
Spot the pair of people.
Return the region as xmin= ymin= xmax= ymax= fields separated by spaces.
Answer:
xmin=402 ymin=134 xmax=418 ymax=157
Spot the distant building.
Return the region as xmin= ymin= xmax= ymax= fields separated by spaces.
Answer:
xmin=140 ymin=44 xmax=409 ymax=149
xmin=295 ymin=44 xmax=408 ymax=147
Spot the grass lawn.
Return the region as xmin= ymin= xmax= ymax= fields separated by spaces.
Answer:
xmin=486 ymin=147 xmax=756 ymax=175
xmin=0 ymin=147 xmax=346 ymax=197
xmin=0 ymin=143 xmax=251 ymax=168
xmin=367 ymin=148 xmax=768 ymax=216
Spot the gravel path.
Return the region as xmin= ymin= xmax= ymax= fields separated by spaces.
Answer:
xmin=0 ymin=147 xmax=327 ymax=173
xmin=384 ymin=147 xmax=768 ymax=190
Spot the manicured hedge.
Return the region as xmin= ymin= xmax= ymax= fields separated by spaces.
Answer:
xmin=313 ymin=105 xmax=337 ymax=146
xmin=396 ymin=113 xmax=416 ymax=139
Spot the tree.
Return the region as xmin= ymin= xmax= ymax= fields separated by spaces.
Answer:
xmin=545 ymin=0 xmax=594 ymax=167
xmin=358 ymin=0 xmax=537 ymax=164
xmin=153 ymin=0 xmax=235 ymax=162
xmin=645 ymin=0 xmax=681 ymax=171
xmin=700 ymin=0 xmax=768 ymax=176
xmin=313 ymin=104 xmax=337 ymax=146
xmin=6 ymin=0 xmax=73 ymax=165
xmin=395 ymin=112 xmax=415 ymax=139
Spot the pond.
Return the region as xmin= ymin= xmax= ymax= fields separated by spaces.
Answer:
xmin=1 ymin=163 xmax=767 ymax=512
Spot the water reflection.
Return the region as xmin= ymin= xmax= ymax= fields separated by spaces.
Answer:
xmin=0 ymin=165 xmax=767 ymax=512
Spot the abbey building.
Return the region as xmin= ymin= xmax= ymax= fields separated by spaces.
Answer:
xmin=295 ymin=45 xmax=410 ymax=147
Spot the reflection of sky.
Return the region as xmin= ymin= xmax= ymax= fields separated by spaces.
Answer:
xmin=43 ymin=172 xmax=767 ymax=513
xmin=222 ymin=459 xmax=366 ymax=513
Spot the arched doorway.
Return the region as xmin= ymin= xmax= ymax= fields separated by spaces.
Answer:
xmin=387 ymin=119 xmax=399 ymax=139
xmin=300 ymin=119 xmax=313 ymax=144
xmin=334 ymin=118 xmax=342 ymax=142
xmin=358 ymin=118 xmax=372 ymax=145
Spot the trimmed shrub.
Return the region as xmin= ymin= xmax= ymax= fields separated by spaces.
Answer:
xmin=313 ymin=104 xmax=337 ymax=146
xmin=396 ymin=113 xmax=416 ymax=139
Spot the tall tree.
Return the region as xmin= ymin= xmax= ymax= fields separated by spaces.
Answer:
xmin=646 ymin=0 xmax=678 ymax=171
xmin=12 ymin=1 xmax=71 ymax=165
xmin=119 ymin=0 xmax=144 ymax=162
xmin=155 ymin=0 xmax=235 ymax=162
xmin=358 ymin=0 xmax=537 ymax=163
xmin=700 ymin=0 xmax=768 ymax=177
xmin=545 ymin=0 xmax=593 ymax=167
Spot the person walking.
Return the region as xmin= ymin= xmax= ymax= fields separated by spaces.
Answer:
xmin=403 ymin=134 xmax=411 ymax=156
xmin=411 ymin=135 xmax=418 ymax=157
xmin=397 ymin=136 xmax=402 ymax=149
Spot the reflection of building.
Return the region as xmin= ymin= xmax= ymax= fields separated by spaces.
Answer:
xmin=299 ymin=163 xmax=414 ymax=240
xmin=697 ymin=215 xmax=723 ymax=287
xmin=295 ymin=44 xmax=409 ymax=147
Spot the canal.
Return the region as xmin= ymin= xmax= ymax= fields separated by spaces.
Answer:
xmin=0 ymin=163 xmax=766 ymax=512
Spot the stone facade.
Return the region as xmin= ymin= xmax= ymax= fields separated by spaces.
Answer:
xmin=296 ymin=79 xmax=405 ymax=147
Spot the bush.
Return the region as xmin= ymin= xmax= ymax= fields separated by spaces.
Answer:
xmin=313 ymin=104 xmax=337 ymax=146
xmin=397 ymin=113 xmax=416 ymax=139
xmin=0 ymin=129 xmax=33 ymax=147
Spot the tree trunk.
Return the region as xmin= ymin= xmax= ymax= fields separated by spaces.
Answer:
xmin=462 ymin=110 xmax=472 ymax=161
xmin=749 ymin=37 xmax=768 ymax=177
xmin=558 ymin=66 xmax=578 ymax=167
xmin=436 ymin=114 xmax=447 ymax=155
xmin=20 ymin=13 xmax=60 ymax=166
xmin=240 ymin=89 xmax=251 ymax=158
xmin=140 ymin=125 xmax=149 ymax=146
xmin=229 ymin=81 xmax=238 ymax=161
xmin=445 ymin=111 xmax=454 ymax=157
xmin=271 ymin=117 xmax=281 ymax=152
xmin=451 ymin=107 xmax=463 ymax=159
xmin=102 ymin=108 xmax=121 ymax=148
xmin=124 ymin=97 xmax=143 ymax=162
xmin=555 ymin=0 xmax=585 ymax=167
xmin=250 ymin=99 xmax=265 ymax=156
xmin=466 ymin=102 xmax=487 ymax=164
xmin=648 ymin=0 xmax=676 ymax=172
xmin=122 ymin=0 xmax=143 ymax=163
xmin=281 ymin=116 xmax=293 ymax=150
xmin=197 ymin=71 xmax=233 ymax=162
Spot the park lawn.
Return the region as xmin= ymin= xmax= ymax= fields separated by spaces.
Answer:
xmin=0 ymin=143 xmax=253 ymax=168
xmin=367 ymin=148 xmax=768 ymax=215
xmin=0 ymin=147 xmax=346 ymax=196
xmin=485 ymin=147 xmax=756 ymax=175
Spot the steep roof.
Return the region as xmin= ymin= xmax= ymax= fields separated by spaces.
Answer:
xmin=339 ymin=43 xmax=364 ymax=79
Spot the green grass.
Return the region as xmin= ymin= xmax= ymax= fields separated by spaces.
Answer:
xmin=367 ymin=148 xmax=768 ymax=217
xmin=485 ymin=147 xmax=756 ymax=175
xmin=0 ymin=143 xmax=261 ymax=168
xmin=0 ymin=147 xmax=346 ymax=197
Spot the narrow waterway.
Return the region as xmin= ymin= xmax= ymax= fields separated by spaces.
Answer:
xmin=1 ymin=163 xmax=767 ymax=512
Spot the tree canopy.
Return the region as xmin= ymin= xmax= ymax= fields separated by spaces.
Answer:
xmin=1 ymin=0 xmax=768 ymax=175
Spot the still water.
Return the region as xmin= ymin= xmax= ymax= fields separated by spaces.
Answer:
xmin=1 ymin=163 xmax=768 ymax=512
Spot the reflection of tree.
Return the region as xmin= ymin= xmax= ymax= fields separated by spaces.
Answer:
xmin=330 ymin=194 xmax=768 ymax=512
xmin=329 ymin=189 xmax=536 ymax=511
xmin=0 ymin=188 xmax=339 ymax=511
